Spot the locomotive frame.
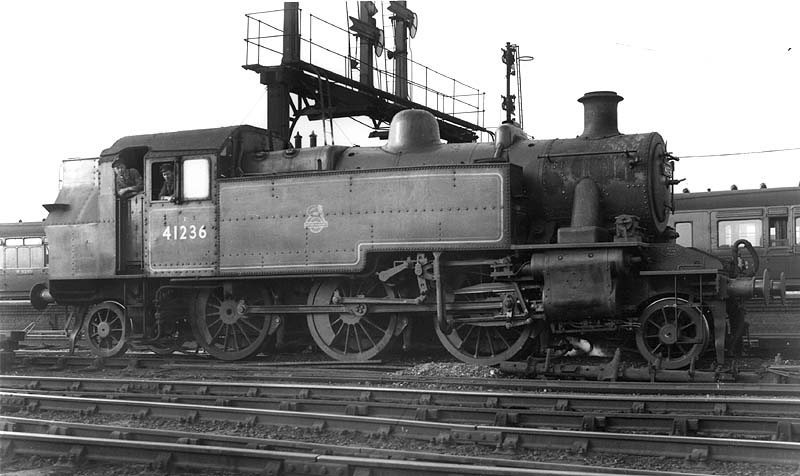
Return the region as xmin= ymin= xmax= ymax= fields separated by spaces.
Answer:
xmin=34 ymin=92 xmax=783 ymax=368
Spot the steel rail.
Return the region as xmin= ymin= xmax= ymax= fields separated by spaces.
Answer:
xmin=7 ymin=360 xmax=799 ymax=395
xmin=1 ymin=391 xmax=798 ymax=464
xmin=12 ymin=353 xmax=410 ymax=372
xmin=2 ymin=375 xmax=798 ymax=418
xmin=0 ymin=431 xmax=645 ymax=476
xmin=7 ymin=388 xmax=796 ymax=441
xmin=0 ymin=416 xmax=704 ymax=476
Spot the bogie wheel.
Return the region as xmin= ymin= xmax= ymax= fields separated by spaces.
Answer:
xmin=307 ymin=277 xmax=398 ymax=361
xmin=635 ymin=297 xmax=710 ymax=369
xmin=83 ymin=301 xmax=130 ymax=358
xmin=191 ymin=285 xmax=275 ymax=361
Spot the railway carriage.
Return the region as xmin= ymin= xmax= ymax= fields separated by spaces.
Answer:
xmin=0 ymin=221 xmax=64 ymax=333
xmin=33 ymin=92 xmax=784 ymax=368
xmin=1 ymin=222 xmax=47 ymax=304
xmin=671 ymin=187 xmax=799 ymax=351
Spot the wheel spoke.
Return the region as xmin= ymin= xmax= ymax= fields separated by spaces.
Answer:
xmin=361 ymin=317 xmax=389 ymax=333
xmin=487 ymin=329 xmax=497 ymax=357
xmin=331 ymin=316 xmax=344 ymax=333
xmin=495 ymin=329 xmax=512 ymax=350
xmin=357 ymin=322 xmax=378 ymax=348
xmin=472 ymin=328 xmax=482 ymax=359
xmin=343 ymin=325 xmax=351 ymax=354
xmin=353 ymin=325 xmax=363 ymax=353
xmin=239 ymin=317 xmax=262 ymax=333
xmin=233 ymin=322 xmax=252 ymax=348
xmin=208 ymin=320 xmax=225 ymax=341
xmin=652 ymin=342 xmax=663 ymax=354
xmin=457 ymin=324 xmax=476 ymax=351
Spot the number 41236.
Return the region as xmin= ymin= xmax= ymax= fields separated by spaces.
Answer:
xmin=162 ymin=225 xmax=207 ymax=240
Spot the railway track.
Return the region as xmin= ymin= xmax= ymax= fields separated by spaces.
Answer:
xmin=2 ymin=375 xmax=799 ymax=422
xmin=1 ymin=376 xmax=798 ymax=466
xmin=5 ymin=355 xmax=800 ymax=396
xmin=0 ymin=416 xmax=703 ymax=476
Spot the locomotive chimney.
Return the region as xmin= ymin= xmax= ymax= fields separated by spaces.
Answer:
xmin=578 ymin=91 xmax=623 ymax=139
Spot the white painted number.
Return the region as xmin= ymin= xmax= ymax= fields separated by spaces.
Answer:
xmin=162 ymin=225 xmax=207 ymax=240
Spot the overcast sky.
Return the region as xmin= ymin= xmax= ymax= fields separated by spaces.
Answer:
xmin=1 ymin=1 xmax=797 ymax=223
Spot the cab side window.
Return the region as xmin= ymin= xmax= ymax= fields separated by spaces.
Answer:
xmin=151 ymin=161 xmax=177 ymax=201
xmin=182 ymin=158 xmax=211 ymax=201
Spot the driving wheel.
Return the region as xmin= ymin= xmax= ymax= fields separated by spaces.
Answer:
xmin=306 ymin=277 xmax=398 ymax=361
xmin=192 ymin=285 xmax=274 ymax=361
xmin=436 ymin=275 xmax=533 ymax=365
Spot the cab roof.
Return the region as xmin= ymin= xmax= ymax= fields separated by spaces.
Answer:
xmin=100 ymin=125 xmax=266 ymax=159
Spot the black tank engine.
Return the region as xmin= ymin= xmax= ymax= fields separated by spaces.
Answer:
xmin=33 ymin=91 xmax=783 ymax=368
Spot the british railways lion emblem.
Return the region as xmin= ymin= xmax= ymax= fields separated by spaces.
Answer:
xmin=303 ymin=204 xmax=329 ymax=233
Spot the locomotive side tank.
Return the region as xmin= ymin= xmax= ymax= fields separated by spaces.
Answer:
xmin=222 ymin=110 xmax=520 ymax=275
xmin=34 ymin=92 xmax=783 ymax=368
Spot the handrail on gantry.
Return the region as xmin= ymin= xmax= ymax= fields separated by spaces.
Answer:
xmin=244 ymin=7 xmax=485 ymax=136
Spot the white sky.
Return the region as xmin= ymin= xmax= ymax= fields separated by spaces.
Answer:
xmin=1 ymin=1 xmax=798 ymax=223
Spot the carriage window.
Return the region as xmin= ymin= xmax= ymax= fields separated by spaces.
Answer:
xmin=768 ymin=217 xmax=788 ymax=247
xmin=182 ymin=158 xmax=210 ymax=200
xmin=718 ymin=219 xmax=762 ymax=247
xmin=675 ymin=222 xmax=693 ymax=247
xmin=17 ymin=247 xmax=31 ymax=268
xmin=4 ymin=248 xmax=16 ymax=268
xmin=796 ymin=217 xmax=800 ymax=245
xmin=30 ymin=246 xmax=44 ymax=267
xmin=24 ymin=237 xmax=43 ymax=246
xmin=5 ymin=238 xmax=23 ymax=247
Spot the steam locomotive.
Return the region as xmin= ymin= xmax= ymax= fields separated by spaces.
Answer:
xmin=32 ymin=91 xmax=784 ymax=368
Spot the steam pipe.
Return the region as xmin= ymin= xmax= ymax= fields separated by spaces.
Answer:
xmin=571 ymin=178 xmax=602 ymax=227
